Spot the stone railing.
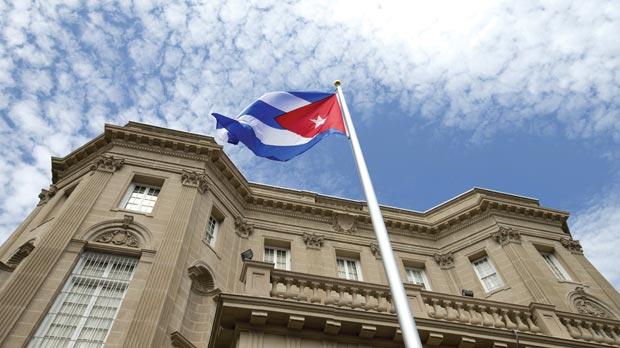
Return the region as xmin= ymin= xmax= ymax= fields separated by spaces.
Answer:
xmin=557 ymin=311 xmax=620 ymax=346
xmin=239 ymin=261 xmax=620 ymax=346
xmin=269 ymin=268 xmax=397 ymax=313
xmin=420 ymin=291 xmax=541 ymax=334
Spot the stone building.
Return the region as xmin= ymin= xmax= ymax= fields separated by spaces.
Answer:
xmin=0 ymin=122 xmax=619 ymax=348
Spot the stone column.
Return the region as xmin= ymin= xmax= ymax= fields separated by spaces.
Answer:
xmin=433 ymin=252 xmax=461 ymax=294
xmin=0 ymin=155 xmax=124 ymax=343
xmin=124 ymin=170 xmax=209 ymax=347
xmin=0 ymin=184 xmax=58 ymax=259
xmin=490 ymin=227 xmax=550 ymax=304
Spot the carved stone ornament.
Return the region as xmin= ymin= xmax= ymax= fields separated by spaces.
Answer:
xmin=433 ymin=252 xmax=455 ymax=270
xmin=6 ymin=240 xmax=35 ymax=267
xmin=181 ymin=170 xmax=209 ymax=194
xmin=188 ymin=264 xmax=216 ymax=295
xmin=90 ymin=155 xmax=124 ymax=173
xmin=369 ymin=243 xmax=381 ymax=258
xmin=491 ymin=226 xmax=521 ymax=246
xmin=96 ymin=230 xmax=140 ymax=248
xmin=332 ymin=213 xmax=357 ymax=234
xmin=37 ymin=184 xmax=58 ymax=206
xmin=572 ymin=287 xmax=614 ymax=319
xmin=560 ymin=237 xmax=583 ymax=254
xmin=234 ymin=216 xmax=253 ymax=238
xmin=302 ymin=232 xmax=324 ymax=249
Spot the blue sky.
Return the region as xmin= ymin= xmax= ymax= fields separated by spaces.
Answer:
xmin=0 ymin=1 xmax=618 ymax=288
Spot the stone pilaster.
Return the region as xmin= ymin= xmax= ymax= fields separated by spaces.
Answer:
xmin=124 ymin=170 xmax=206 ymax=347
xmin=0 ymin=155 xmax=123 ymax=343
xmin=490 ymin=227 xmax=550 ymax=304
xmin=433 ymin=252 xmax=461 ymax=294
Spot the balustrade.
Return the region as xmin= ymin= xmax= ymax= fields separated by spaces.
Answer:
xmin=558 ymin=312 xmax=620 ymax=346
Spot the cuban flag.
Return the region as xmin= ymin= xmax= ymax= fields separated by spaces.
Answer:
xmin=211 ymin=91 xmax=347 ymax=161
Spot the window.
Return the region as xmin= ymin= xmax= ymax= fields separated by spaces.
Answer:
xmin=121 ymin=183 xmax=160 ymax=213
xmin=204 ymin=216 xmax=219 ymax=246
xmin=30 ymin=252 xmax=138 ymax=347
xmin=405 ymin=267 xmax=431 ymax=290
xmin=336 ymin=257 xmax=362 ymax=281
xmin=541 ymin=252 xmax=571 ymax=281
xmin=264 ymin=247 xmax=290 ymax=270
xmin=472 ymin=256 xmax=504 ymax=293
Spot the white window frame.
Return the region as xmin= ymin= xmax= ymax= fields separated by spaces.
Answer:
xmin=204 ymin=215 xmax=219 ymax=246
xmin=120 ymin=183 xmax=161 ymax=214
xmin=541 ymin=252 xmax=572 ymax=281
xmin=30 ymin=252 xmax=138 ymax=347
xmin=405 ymin=267 xmax=432 ymax=290
xmin=336 ymin=257 xmax=363 ymax=281
xmin=264 ymin=246 xmax=291 ymax=271
xmin=472 ymin=256 xmax=504 ymax=293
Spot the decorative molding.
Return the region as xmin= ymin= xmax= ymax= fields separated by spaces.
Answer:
xmin=89 ymin=155 xmax=124 ymax=173
xmin=96 ymin=230 xmax=140 ymax=248
xmin=181 ymin=170 xmax=209 ymax=194
xmin=560 ymin=237 xmax=583 ymax=254
xmin=3 ymin=240 xmax=36 ymax=271
xmin=170 ymin=331 xmax=197 ymax=348
xmin=433 ymin=252 xmax=455 ymax=270
xmin=571 ymin=287 xmax=615 ymax=319
xmin=187 ymin=264 xmax=217 ymax=295
xmin=332 ymin=213 xmax=357 ymax=234
xmin=490 ymin=226 xmax=522 ymax=246
xmin=37 ymin=185 xmax=58 ymax=206
xmin=235 ymin=217 xmax=254 ymax=238
xmin=302 ymin=232 xmax=324 ymax=249
xmin=369 ymin=243 xmax=381 ymax=259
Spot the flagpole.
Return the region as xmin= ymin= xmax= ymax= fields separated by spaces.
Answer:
xmin=334 ymin=80 xmax=423 ymax=348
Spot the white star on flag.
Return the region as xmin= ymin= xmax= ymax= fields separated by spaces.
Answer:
xmin=310 ymin=115 xmax=326 ymax=128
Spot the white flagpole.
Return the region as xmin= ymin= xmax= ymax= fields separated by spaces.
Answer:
xmin=334 ymin=80 xmax=423 ymax=348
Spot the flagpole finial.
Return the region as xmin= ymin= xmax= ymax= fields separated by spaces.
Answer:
xmin=333 ymin=80 xmax=341 ymax=87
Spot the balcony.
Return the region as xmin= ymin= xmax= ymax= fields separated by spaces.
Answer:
xmin=209 ymin=261 xmax=620 ymax=347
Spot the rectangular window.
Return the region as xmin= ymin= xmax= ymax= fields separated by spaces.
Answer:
xmin=472 ymin=256 xmax=504 ymax=293
xmin=405 ymin=267 xmax=431 ymax=290
xmin=122 ymin=183 xmax=160 ymax=213
xmin=204 ymin=216 xmax=219 ymax=246
xmin=30 ymin=252 xmax=138 ymax=347
xmin=336 ymin=257 xmax=362 ymax=281
xmin=264 ymin=247 xmax=290 ymax=270
xmin=541 ymin=252 xmax=571 ymax=281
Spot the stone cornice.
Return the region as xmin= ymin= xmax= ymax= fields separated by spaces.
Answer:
xmin=50 ymin=122 xmax=571 ymax=243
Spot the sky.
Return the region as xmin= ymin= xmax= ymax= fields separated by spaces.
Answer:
xmin=0 ymin=1 xmax=618 ymax=288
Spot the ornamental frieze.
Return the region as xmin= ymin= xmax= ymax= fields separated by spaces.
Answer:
xmin=332 ymin=213 xmax=357 ymax=234
xmin=491 ymin=226 xmax=521 ymax=246
xmin=433 ymin=252 xmax=455 ymax=270
xmin=90 ymin=155 xmax=124 ymax=173
xmin=96 ymin=230 xmax=140 ymax=248
xmin=302 ymin=232 xmax=324 ymax=249
xmin=235 ymin=217 xmax=254 ymax=238
xmin=37 ymin=184 xmax=58 ymax=206
xmin=560 ymin=237 xmax=583 ymax=254
xmin=181 ymin=170 xmax=210 ymax=194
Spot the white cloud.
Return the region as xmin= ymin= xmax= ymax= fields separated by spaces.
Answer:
xmin=571 ymin=185 xmax=620 ymax=290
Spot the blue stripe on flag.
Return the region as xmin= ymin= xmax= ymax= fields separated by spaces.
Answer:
xmin=238 ymin=100 xmax=286 ymax=129
xmin=287 ymin=91 xmax=334 ymax=104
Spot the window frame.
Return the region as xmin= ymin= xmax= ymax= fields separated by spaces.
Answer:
xmin=204 ymin=215 xmax=219 ymax=246
xmin=405 ymin=266 xmax=432 ymax=290
xmin=120 ymin=183 xmax=161 ymax=214
xmin=263 ymin=246 xmax=291 ymax=271
xmin=336 ymin=256 xmax=363 ymax=281
xmin=471 ymin=256 xmax=504 ymax=293
xmin=541 ymin=252 xmax=572 ymax=281
xmin=30 ymin=252 xmax=138 ymax=347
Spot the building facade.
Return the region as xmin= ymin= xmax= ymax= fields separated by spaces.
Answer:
xmin=0 ymin=122 xmax=619 ymax=348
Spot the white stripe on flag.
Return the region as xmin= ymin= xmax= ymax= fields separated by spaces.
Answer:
xmin=238 ymin=115 xmax=312 ymax=146
xmin=258 ymin=92 xmax=310 ymax=112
